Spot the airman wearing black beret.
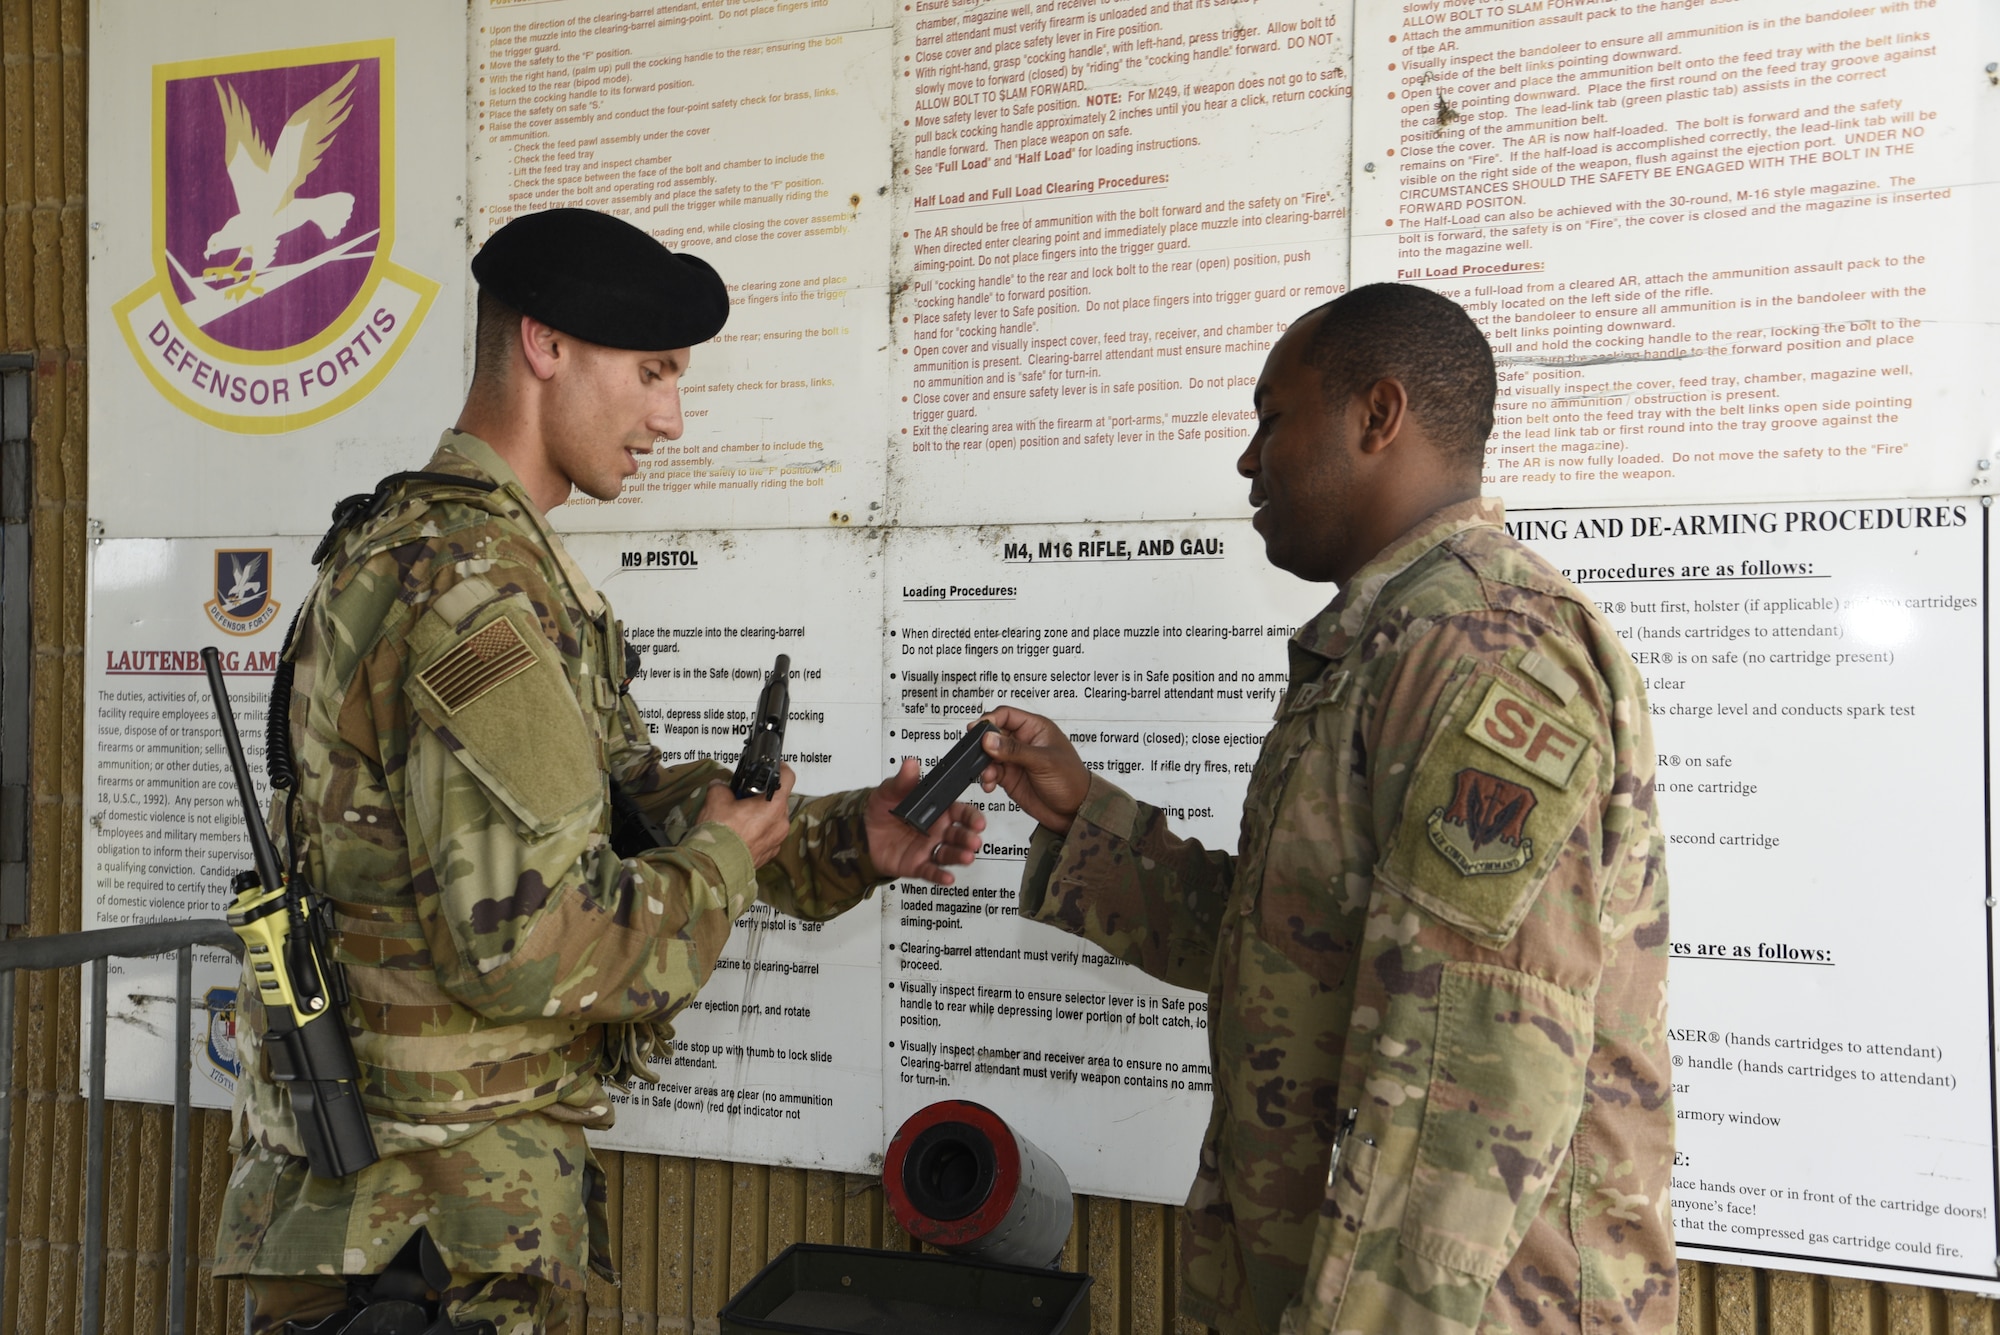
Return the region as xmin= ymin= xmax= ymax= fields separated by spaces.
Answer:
xmin=221 ymin=209 xmax=987 ymax=1335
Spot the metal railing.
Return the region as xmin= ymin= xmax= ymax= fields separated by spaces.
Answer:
xmin=0 ymin=918 xmax=241 ymax=1335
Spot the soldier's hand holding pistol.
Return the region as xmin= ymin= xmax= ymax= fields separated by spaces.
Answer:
xmin=699 ymin=765 xmax=799 ymax=866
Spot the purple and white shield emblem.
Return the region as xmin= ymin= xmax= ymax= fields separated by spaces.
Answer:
xmin=163 ymin=58 xmax=382 ymax=352
xmin=114 ymin=42 xmax=437 ymax=433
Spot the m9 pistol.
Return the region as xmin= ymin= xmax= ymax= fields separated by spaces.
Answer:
xmin=731 ymin=654 xmax=790 ymax=799
xmin=610 ymin=652 xmax=791 ymax=857
xmin=200 ymin=647 xmax=377 ymax=1180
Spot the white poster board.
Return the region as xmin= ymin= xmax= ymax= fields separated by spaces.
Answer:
xmin=472 ymin=2 xmax=897 ymax=531
xmin=1510 ymin=498 xmax=1996 ymax=1289
xmin=881 ymin=518 xmax=1329 ymax=1199
xmin=87 ymin=2 xmax=469 ymax=538
xmin=1349 ymin=0 xmax=2000 ymax=507
xmin=83 ymin=537 xmax=316 ymax=1108
xmin=887 ymin=0 xmax=1355 ymax=526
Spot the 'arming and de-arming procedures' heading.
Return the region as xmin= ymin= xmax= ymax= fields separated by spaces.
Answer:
xmin=1507 ymin=503 xmax=1968 ymax=544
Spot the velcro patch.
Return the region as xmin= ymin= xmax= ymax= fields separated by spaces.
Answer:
xmin=1426 ymin=768 xmax=1537 ymax=876
xmin=1462 ymin=680 xmax=1589 ymax=787
xmin=418 ymin=618 xmax=537 ymax=714
xmin=1377 ymin=665 xmax=1600 ymax=947
xmin=1514 ymin=648 xmax=1579 ymax=706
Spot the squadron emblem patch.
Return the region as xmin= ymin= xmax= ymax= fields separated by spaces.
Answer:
xmin=1427 ymin=767 xmax=1537 ymax=876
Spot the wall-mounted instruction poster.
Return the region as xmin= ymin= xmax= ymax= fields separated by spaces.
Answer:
xmin=88 ymin=2 xmax=468 ymax=538
xmin=881 ymin=518 xmax=1330 ymax=1199
xmin=889 ymin=0 xmax=1355 ymax=526
xmin=472 ymin=3 xmax=896 ymax=532
xmin=82 ymin=537 xmax=316 ymax=1109
xmin=1350 ymin=0 xmax=2000 ymax=507
xmin=562 ymin=529 xmax=892 ymax=1168
xmin=1508 ymin=498 xmax=1995 ymax=1290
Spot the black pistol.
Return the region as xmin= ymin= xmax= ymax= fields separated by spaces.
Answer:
xmin=731 ymin=654 xmax=790 ymax=799
xmin=200 ymin=648 xmax=378 ymax=1179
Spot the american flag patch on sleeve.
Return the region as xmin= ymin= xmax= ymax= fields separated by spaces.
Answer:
xmin=417 ymin=616 xmax=539 ymax=714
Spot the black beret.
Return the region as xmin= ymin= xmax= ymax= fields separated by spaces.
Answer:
xmin=471 ymin=208 xmax=729 ymax=350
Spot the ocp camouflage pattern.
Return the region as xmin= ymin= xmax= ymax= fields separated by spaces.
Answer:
xmin=215 ymin=432 xmax=883 ymax=1291
xmin=1019 ymin=498 xmax=1673 ymax=1333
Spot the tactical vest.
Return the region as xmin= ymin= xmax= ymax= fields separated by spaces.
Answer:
xmin=247 ymin=463 xmax=631 ymax=1143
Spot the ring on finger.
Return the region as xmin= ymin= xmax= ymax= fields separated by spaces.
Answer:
xmin=932 ymin=842 xmax=946 ymax=863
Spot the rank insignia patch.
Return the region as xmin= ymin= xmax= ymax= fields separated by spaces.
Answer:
xmin=1427 ymin=767 xmax=1537 ymax=876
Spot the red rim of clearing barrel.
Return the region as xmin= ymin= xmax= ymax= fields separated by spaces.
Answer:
xmin=883 ymin=1099 xmax=1022 ymax=1248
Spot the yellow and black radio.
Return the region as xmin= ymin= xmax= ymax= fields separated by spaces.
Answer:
xmin=202 ymin=647 xmax=377 ymax=1179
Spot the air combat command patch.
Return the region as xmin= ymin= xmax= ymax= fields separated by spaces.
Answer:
xmin=205 ymin=986 xmax=241 ymax=1085
xmin=1427 ymin=768 xmax=1537 ymax=876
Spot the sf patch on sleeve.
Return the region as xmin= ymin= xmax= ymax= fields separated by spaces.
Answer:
xmin=1379 ymin=666 xmax=1598 ymax=948
xmin=1461 ymin=679 xmax=1588 ymax=786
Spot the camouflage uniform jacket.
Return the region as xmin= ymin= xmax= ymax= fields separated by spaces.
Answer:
xmin=214 ymin=431 xmax=884 ymax=1290
xmin=1020 ymin=498 xmax=1673 ymax=1334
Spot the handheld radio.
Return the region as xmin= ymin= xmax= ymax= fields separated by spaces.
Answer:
xmin=201 ymin=647 xmax=378 ymax=1179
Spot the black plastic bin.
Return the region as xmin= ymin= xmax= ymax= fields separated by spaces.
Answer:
xmin=719 ymin=1242 xmax=1092 ymax=1335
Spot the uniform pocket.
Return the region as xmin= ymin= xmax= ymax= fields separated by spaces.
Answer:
xmin=1293 ymin=1132 xmax=1379 ymax=1325
xmin=1400 ymin=962 xmax=1590 ymax=1282
xmin=1244 ymin=672 xmax=1361 ymax=984
xmin=407 ymin=602 xmax=602 ymax=838
xmin=1252 ymin=731 xmax=1366 ymax=988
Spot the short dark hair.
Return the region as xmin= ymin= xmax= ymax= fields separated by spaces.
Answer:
xmin=470 ymin=287 xmax=524 ymax=390
xmin=1301 ymin=283 xmax=1497 ymax=468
